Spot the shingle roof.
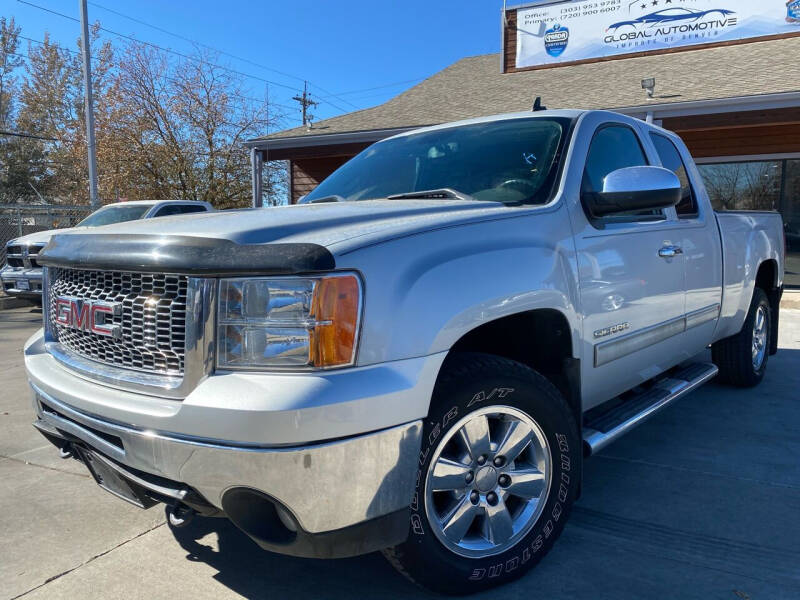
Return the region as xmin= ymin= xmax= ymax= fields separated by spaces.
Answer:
xmin=256 ymin=37 xmax=800 ymax=142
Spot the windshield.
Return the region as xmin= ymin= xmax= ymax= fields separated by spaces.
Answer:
xmin=77 ymin=204 xmax=153 ymax=227
xmin=304 ymin=117 xmax=569 ymax=205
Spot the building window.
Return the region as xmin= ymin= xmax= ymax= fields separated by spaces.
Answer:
xmin=697 ymin=161 xmax=782 ymax=211
xmin=785 ymin=160 xmax=800 ymax=289
xmin=698 ymin=158 xmax=799 ymax=288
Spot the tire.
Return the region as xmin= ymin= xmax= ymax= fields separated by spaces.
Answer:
xmin=712 ymin=287 xmax=771 ymax=388
xmin=383 ymin=353 xmax=581 ymax=595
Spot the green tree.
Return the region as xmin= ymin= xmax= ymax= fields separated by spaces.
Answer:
xmin=0 ymin=16 xmax=35 ymax=203
xmin=1 ymin=23 xmax=287 ymax=207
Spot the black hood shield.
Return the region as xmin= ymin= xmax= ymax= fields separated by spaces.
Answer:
xmin=38 ymin=233 xmax=335 ymax=275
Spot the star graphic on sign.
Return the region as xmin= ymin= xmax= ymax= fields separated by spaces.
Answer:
xmin=641 ymin=3 xmax=647 ymax=7
xmin=652 ymin=0 xmax=659 ymax=5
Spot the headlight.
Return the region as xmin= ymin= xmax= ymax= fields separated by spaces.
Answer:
xmin=217 ymin=273 xmax=362 ymax=370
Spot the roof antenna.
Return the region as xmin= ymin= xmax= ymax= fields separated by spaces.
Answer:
xmin=532 ymin=96 xmax=547 ymax=112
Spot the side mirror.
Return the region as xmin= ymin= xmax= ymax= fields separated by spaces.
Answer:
xmin=584 ymin=166 xmax=681 ymax=217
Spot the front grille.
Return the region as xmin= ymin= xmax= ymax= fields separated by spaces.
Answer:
xmin=28 ymin=244 xmax=45 ymax=268
xmin=48 ymin=268 xmax=188 ymax=375
xmin=4 ymin=243 xmax=44 ymax=268
xmin=6 ymin=245 xmax=23 ymax=267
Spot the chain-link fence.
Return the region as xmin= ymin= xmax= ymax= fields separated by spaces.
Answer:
xmin=1 ymin=204 xmax=93 ymax=265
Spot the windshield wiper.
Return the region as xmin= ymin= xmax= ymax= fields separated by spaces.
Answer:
xmin=386 ymin=188 xmax=477 ymax=201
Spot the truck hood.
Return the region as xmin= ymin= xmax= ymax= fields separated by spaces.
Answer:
xmin=9 ymin=227 xmax=82 ymax=246
xmin=51 ymin=200 xmax=506 ymax=250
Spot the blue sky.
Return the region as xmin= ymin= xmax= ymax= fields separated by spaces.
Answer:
xmin=4 ymin=0 xmax=506 ymax=132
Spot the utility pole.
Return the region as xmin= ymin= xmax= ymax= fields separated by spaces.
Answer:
xmin=292 ymin=81 xmax=318 ymax=126
xmin=79 ymin=0 xmax=99 ymax=208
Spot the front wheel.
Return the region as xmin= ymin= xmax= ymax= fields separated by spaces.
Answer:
xmin=383 ymin=353 xmax=580 ymax=595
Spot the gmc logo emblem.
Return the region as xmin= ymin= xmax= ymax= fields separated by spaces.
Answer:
xmin=55 ymin=296 xmax=122 ymax=339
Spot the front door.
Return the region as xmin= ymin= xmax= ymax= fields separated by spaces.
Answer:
xmin=567 ymin=117 xmax=689 ymax=410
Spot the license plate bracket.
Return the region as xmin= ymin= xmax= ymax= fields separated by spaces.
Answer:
xmin=74 ymin=446 xmax=157 ymax=509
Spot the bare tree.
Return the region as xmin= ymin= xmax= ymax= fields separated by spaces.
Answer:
xmin=700 ymin=162 xmax=781 ymax=211
xmin=2 ymin=23 xmax=288 ymax=207
xmin=113 ymin=42 xmax=285 ymax=208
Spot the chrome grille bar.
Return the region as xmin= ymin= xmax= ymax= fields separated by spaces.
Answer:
xmin=48 ymin=268 xmax=188 ymax=374
xmin=43 ymin=267 xmax=215 ymax=399
xmin=5 ymin=242 xmax=45 ymax=268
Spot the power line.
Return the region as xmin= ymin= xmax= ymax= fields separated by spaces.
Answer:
xmin=306 ymin=82 xmax=360 ymax=110
xmin=13 ymin=45 xmax=297 ymax=112
xmin=16 ymin=5 xmax=422 ymax=119
xmin=320 ymin=77 xmax=425 ymax=98
xmin=336 ymin=89 xmax=411 ymax=102
xmin=17 ymin=0 xmax=310 ymax=96
xmin=18 ymin=35 xmax=109 ymax=62
xmin=87 ymin=2 xmax=306 ymax=86
xmin=86 ymin=1 xmax=363 ymax=112
xmin=0 ymin=129 xmax=58 ymax=141
xmin=10 ymin=46 xmax=301 ymax=116
xmin=17 ymin=0 xmax=355 ymax=116
xmin=18 ymin=32 xmax=415 ymax=107
xmin=15 ymin=1 xmax=428 ymax=125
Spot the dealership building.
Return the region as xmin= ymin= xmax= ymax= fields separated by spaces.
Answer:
xmin=248 ymin=1 xmax=800 ymax=287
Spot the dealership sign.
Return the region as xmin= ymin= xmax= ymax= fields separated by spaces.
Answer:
xmin=515 ymin=0 xmax=800 ymax=69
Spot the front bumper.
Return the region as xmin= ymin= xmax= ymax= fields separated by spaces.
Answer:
xmin=32 ymin=384 xmax=422 ymax=556
xmin=1 ymin=266 xmax=43 ymax=298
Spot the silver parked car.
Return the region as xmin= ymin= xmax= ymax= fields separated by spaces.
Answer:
xmin=2 ymin=200 xmax=212 ymax=303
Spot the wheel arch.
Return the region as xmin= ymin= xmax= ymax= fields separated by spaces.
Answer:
xmin=441 ymin=308 xmax=581 ymax=426
xmin=755 ymin=258 xmax=781 ymax=355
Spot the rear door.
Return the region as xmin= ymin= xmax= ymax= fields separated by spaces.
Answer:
xmin=648 ymin=132 xmax=722 ymax=356
xmin=566 ymin=115 xmax=688 ymax=409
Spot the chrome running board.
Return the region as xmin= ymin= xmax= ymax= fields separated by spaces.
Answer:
xmin=582 ymin=362 xmax=718 ymax=456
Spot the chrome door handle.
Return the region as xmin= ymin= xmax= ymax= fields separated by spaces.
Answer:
xmin=658 ymin=245 xmax=683 ymax=258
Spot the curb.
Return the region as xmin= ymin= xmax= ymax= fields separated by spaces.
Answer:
xmin=782 ymin=293 xmax=800 ymax=310
xmin=0 ymin=296 xmax=33 ymax=310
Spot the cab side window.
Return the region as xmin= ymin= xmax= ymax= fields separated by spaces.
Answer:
xmin=650 ymin=133 xmax=698 ymax=218
xmin=582 ymin=125 xmax=655 ymax=221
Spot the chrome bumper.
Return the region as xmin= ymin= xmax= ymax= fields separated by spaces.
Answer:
xmin=31 ymin=384 xmax=422 ymax=535
xmin=1 ymin=266 xmax=43 ymax=296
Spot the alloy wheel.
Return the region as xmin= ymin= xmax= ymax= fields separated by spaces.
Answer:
xmin=424 ymin=405 xmax=552 ymax=558
xmin=752 ymin=305 xmax=768 ymax=370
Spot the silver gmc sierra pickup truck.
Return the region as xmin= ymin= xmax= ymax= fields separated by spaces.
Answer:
xmin=2 ymin=200 xmax=212 ymax=303
xmin=25 ymin=110 xmax=784 ymax=594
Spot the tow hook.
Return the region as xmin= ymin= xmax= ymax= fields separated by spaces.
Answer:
xmin=167 ymin=504 xmax=196 ymax=528
xmin=59 ymin=443 xmax=73 ymax=460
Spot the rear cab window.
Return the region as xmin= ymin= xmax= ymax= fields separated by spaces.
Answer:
xmin=153 ymin=204 xmax=208 ymax=217
xmin=650 ymin=133 xmax=699 ymax=219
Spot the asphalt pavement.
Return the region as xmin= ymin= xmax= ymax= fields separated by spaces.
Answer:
xmin=2 ymin=306 xmax=799 ymax=600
